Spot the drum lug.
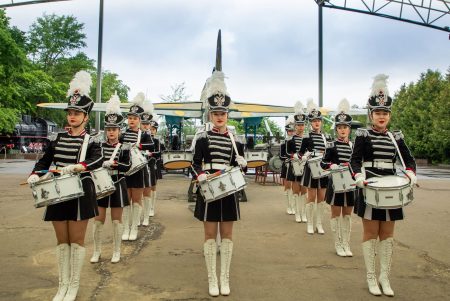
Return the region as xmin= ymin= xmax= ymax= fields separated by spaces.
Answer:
xmin=229 ymin=173 xmax=236 ymax=187
xmin=55 ymin=182 xmax=60 ymax=195
xmin=375 ymin=190 xmax=379 ymax=208
xmin=207 ymin=184 xmax=214 ymax=199
xmin=407 ymin=189 xmax=414 ymax=201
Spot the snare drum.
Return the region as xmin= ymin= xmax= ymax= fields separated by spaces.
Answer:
xmin=162 ymin=151 xmax=193 ymax=170
xmin=244 ymin=150 xmax=268 ymax=168
xmin=125 ymin=147 xmax=148 ymax=176
xmin=91 ymin=168 xmax=116 ymax=199
xmin=292 ymin=159 xmax=306 ymax=176
xmin=199 ymin=167 xmax=247 ymax=203
xmin=364 ymin=175 xmax=413 ymax=209
xmin=31 ymin=174 xmax=84 ymax=208
xmin=330 ymin=166 xmax=355 ymax=193
xmin=308 ymin=156 xmax=330 ymax=179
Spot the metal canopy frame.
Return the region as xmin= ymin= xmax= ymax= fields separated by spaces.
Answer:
xmin=315 ymin=0 xmax=450 ymax=33
xmin=315 ymin=0 xmax=450 ymax=107
xmin=0 ymin=0 xmax=69 ymax=8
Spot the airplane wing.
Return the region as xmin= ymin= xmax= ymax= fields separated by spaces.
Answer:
xmin=37 ymin=101 xmax=204 ymax=118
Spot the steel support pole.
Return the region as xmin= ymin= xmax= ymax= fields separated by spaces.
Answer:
xmin=318 ymin=3 xmax=323 ymax=108
xmin=95 ymin=0 xmax=104 ymax=132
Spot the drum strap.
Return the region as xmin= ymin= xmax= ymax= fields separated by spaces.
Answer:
xmin=228 ymin=131 xmax=240 ymax=162
xmin=79 ymin=134 xmax=90 ymax=163
xmin=387 ymin=132 xmax=406 ymax=170
xmin=136 ymin=129 xmax=142 ymax=145
xmin=109 ymin=143 xmax=122 ymax=163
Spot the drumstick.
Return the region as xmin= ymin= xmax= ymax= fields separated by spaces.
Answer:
xmin=19 ymin=170 xmax=60 ymax=185
xmin=191 ymin=169 xmax=226 ymax=183
xmin=401 ymin=169 xmax=420 ymax=188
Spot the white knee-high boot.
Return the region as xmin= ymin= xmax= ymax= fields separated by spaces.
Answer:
xmin=315 ymin=202 xmax=325 ymax=234
xmin=305 ymin=202 xmax=314 ymax=234
xmin=128 ymin=202 xmax=141 ymax=241
xmin=294 ymin=194 xmax=302 ymax=223
xmin=62 ymin=243 xmax=86 ymax=301
xmin=149 ymin=191 xmax=156 ymax=217
xmin=300 ymin=193 xmax=307 ymax=223
xmin=330 ymin=217 xmax=346 ymax=257
xmin=204 ymin=239 xmax=219 ymax=297
xmin=341 ymin=215 xmax=353 ymax=257
xmin=142 ymin=196 xmax=151 ymax=226
xmin=286 ymin=189 xmax=293 ymax=215
xmin=362 ymin=239 xmax=382 ymax=296
xmin=379 ymin=237 xmax=394 ymax=296
xmin=220 ymin=239 xmax=233 ymax=296
xmin=52 ymin=243 xmax=70 ymax=301
xmin=90 ymin=221 xmax=103 ymax=263
xmin=121 ymin=205 xmax=131 ymax=241
xmin=111 ymin=220 xmax=124 ymax=263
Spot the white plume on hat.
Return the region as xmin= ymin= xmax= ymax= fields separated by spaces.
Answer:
xmin=306 ymin=98 xmax=318 ymax=114
xmin=142 ymin=100 xmax=154 ymax=115
xmin=106 ymin=92 xmax=121 ymax=115
xmin=132 ymin=92 xmax=145 ymax=107
xmin=370 ymin=74 xmax=389 ymax=97
xmin=337 ymin=98 xmax=350 ymax=114
xmin=67 ymin=70 xmax=92 ymax=97
xmin=294 ymin=101 xmax=304 ymax=115
xmin=207 ymin=71 xmax=229 ymax=97
xmin=285 ymin=115 xmax=295 ymax=126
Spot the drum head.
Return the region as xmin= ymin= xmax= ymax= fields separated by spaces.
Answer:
xmin=367 ymin=175 xmax=409 ymax=188
xmin=164 ymin=161 xmax=192 ymax=170
xmin=268 ymin=156 xmax=282 ymax=172
xmin=247 ymin=161 xmax=267 ymax=168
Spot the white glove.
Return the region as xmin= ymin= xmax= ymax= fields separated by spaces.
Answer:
xmin=405 ymin=170 xmax=417 ymax=187
xmin=292 ymin=153 xmax=300 ymax=160
xmin=236 ymin=155 xmax=247 ymax=168
xmin=301 ymin=155 xmax=309 ymax=162
xmin=60 ymin=164 xmax=85 ymax=175
xmin=354 ymin=173 xmax=366 ymax=188
xmin=197 ymin=173 xmax=207 ymax=183
xmin=330 ymin=164 xmax=339 ymax=170
xmin=102 ymin=161 xmax=114 ymax=169
xmin=27 ymin=174 xmax=40 ymax=184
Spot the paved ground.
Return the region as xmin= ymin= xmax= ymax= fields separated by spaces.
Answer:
xmin=0 ymin=160 xmax=449 ymax=301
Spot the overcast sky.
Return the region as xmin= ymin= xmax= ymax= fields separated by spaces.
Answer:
xmin=5 ymin=0 xmax=450 ymax=112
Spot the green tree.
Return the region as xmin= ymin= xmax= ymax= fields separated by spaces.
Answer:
xmin=0 ymin=10 xmax=28 ymax=133
xmin=391 ymin=69 xmax=449 ymax=163
xmin=159 ymin=82 xmax=191 ymax=102
xmin=27 ymin=14 xmax=86 ymax=72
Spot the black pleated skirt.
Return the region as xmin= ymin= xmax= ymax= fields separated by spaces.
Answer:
xmin=194 ymin=190 xmax=241 ymax=222
xmin=44 ymin=174 xmax=98 ymax=221
xmin=126 ymin=166 xmax=149 ymax=188
xmin=301 ymin=165 xmax=328 ymax=188
xmin=280 ymin=163 xmax=287 ymax=179
xmin=325 ymin=177 xmax=356 ymax=207
xmin=97 ymin=176 xmax=130 ymax=208
xmin=148 ymin=159 xmax=158 ymax=186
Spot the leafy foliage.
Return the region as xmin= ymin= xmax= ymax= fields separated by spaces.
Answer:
xmin=159 ymin=82 xmax=191 ymax=102
xmin=391 ymin=69 xmax=450 ymax=163
xmin=27 ymin=14 xmax=86 ymax=72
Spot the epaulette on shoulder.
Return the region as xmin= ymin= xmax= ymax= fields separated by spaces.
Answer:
xmin=196 ymin=130 xmax=207 ymax=139
xmin=356 ymin=128 xmax=369 ymax=137
xmin=303 ymin=134 xmax=309 ymax=138
xmin=47 ymin=132 xmax=58 ymax=141
xmin=326 ymin=141 xmax=335 ymax=149
xmin=120 ymin=143 xmax=131 ymax=150
xmin=392 ymin=130 xmax=404 ymax=140
xmin=90 ymin=134 xmax=104 ymax=144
